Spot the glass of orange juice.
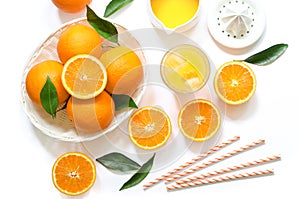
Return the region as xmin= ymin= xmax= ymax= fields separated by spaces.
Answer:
xmin=160 ymin=44 xmax=210 ymax=93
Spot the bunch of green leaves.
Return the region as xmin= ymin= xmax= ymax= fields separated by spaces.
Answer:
xmin=86 ymin=5 xmax=119 ymax=44
xmin=86 ymin=0 xmax=135 ymax=41
xmin=96 ymin=152 xmax=155 ymax=190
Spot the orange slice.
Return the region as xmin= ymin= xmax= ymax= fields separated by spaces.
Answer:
xmin=62 ymin=54 xmax=107 ymax=99
xmin=52 ymin=152 xmax=96 ymax=196
xmin=178 ymin=99 xmax=221 ymax=142
xmin=128 ymin=106 xmax=172 ymax=150
xmin=214 ymin=61 xmax=256 ymax=105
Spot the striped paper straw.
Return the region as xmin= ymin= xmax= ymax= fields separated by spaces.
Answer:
xmin=166 ymin=169 xmax=274 ymax=191
xmin=164 ymin=139 xmax=265 ymax=184
xmin=175 ymin=154 xmax=280 ymax=185
xmin=143 ymin=136 xmax=240 ymax=190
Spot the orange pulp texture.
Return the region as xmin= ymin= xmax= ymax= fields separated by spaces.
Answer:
xmin=52 ymin=152 xmax=96 ymax=196
xmin=128 ymin=106 xmax=172 ymax=150
xmin=178 ymin=99 xmax=221 ymax=142
xmin=214 ymin=61 xmax=256 ymax=105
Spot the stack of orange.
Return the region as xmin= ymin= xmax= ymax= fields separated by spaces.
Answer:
xmin=25 ymin=23 xmax=144 ymax=133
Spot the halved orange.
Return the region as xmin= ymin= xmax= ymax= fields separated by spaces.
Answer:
xmin=128 ymin=106 xmax=172 ymax=150
xmin=62 ymin=54 xmax=107 ymax=99
xmin=214 ymin=61 xmax=256 ymax=105
xmin=52 ymin=152 xmax=96 ymax=196
xmin=178 ymin=99 xmax=221 ymax=142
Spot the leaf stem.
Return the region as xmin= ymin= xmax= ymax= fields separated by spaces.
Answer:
xmin=56 ymin=95 xmax=71 ymax=113
xmin=232 ymin=60 xmax=243 ymax=62
xmin=101 ymin=45 xmax=115 ymax=49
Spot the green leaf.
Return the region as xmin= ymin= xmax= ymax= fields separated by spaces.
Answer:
xmin=111 ymin=94 xmax=138 ymax=111
xmin=96 ymin=152 xmax=141 ymax=173
xmin=243 ymin=44 xmax=288 ymax=66
xmin=40 ymin=76 xmax=59 ymax=119
xmin=119 ymin=154 xmax=155 ymax=191
xmin=86 ymin=5 xmax=119 ymax=43
xmin=104 ymin=0 xmax=134 ymax=17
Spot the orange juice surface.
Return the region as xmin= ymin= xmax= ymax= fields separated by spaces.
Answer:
xmin=151 ymin=0 xmax=199 ymax=29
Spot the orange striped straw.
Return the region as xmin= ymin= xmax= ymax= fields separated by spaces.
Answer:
xmin=166 ymin=169 xmax=274 ymax=191
xmin=175 ymin=154 xmax=280 ymax=185
xmin=143 ymin=136 xmax=240 ymax=190
xmin=164 ymin=139 xmax=265 ymax=184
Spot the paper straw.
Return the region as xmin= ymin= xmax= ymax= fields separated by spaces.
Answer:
xmin=164 ymin=139 xmax=265 ymax=184
xmin=175 ymin=154 xmax=280 ymax=185
xmin=166 ymin=168 xmax=274 ymax=191
xmin=143 ymin=136 xmax=240 ymax=190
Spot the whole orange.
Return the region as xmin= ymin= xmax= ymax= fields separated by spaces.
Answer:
xmin=51 ymin=0 xmax=92 ymax=13
xmin=26 ymin=60 xmax=69 ymax=106
xmin=66 ymin=91 xmax=115 ymax=133
xmin=57 ymin=24 xmax=102 ymax=64
xmin=100 ymin=46 xmax=144 ymax=95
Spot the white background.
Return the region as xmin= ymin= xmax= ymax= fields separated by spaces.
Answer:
xmin=1 ymin=0 xmax=299 ymax=198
